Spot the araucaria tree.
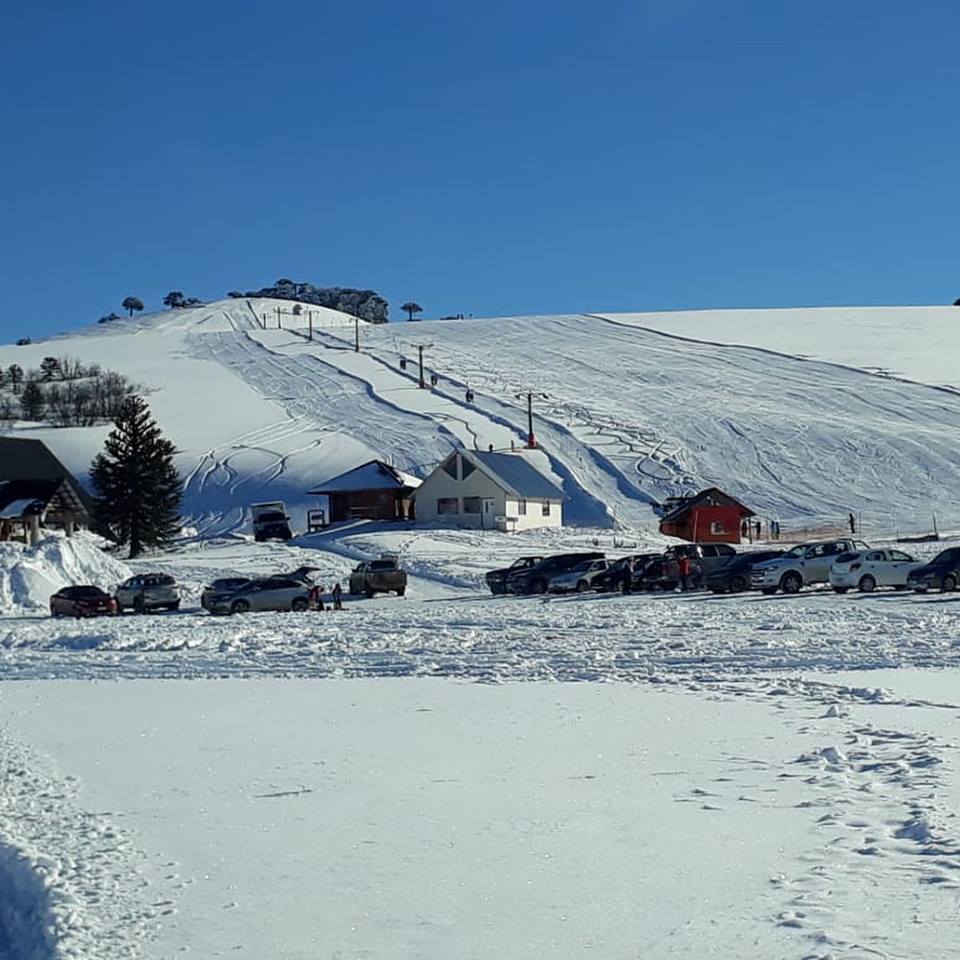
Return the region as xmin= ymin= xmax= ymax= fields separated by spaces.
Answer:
xmin=19 ymin=381 xmax=44 ymax=420
xmin=401 ymin=301 xmax=423 ymax=321
xmin=162 ymin=291 xmax=186 ymax=309
xmin=90 ymin=396 xmax=183 ymax=558
xmin=122 ymin=296 xmax=145 ymax=316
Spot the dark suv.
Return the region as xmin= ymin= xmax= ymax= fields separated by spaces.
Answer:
xmin=906 ymin=547 xmax=960 ymax=593
xmin=704 ymin=550 xmax=783 ymax=594
xmin=505 ymin=552 xmax=604 ymax=595
xmin=639 ymin=544 xmax=737 ymax=591
xmin=591 ymin=553 xmax=662 ymax=592
xmin=486 ymin=557 xmax=544 ymax=595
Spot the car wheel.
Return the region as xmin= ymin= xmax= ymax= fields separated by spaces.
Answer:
xmin=914 ymin=587 xmax=929 ymax=594
xmin=397 ymin=587 xmax=405 ymax=597
xmin=365 ymin=588 xmax=375 ymax=599
xmin=133 ymin=597 xmax=145 ymax=615
xmin=780 ymin=572 xmax=802 ymax=595
xmin=291 ymin=597 xmax=309 ymax=612
xmin=730 ymin=575 xmax=748 ymax=593
xmin=942 ymin=575 xmax=957 ymax=594
xmin=168 ymin=601 xmax=180 ymax=611
xmin=230 ymin=599 xmax=250 ymax=615
xmin=833 ymin=586 xmax=849 ymax=594
xmin=576 ymin=580 xmax=589 ymax=593
xmin=858 ymin=575 xmax=876 ymax=593
xmin=531 ymin=578 xmax=548 ymax=595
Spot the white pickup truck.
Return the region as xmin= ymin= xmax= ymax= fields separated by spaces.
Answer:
xmin=750 ymin=538 xmax=869 ymax=594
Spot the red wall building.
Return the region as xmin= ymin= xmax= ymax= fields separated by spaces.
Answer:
xmin=659 ymin=488 xmax=755 ymax=544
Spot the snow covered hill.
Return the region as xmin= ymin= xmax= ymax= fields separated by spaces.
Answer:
xmin=2 ymin=299 xmax=958 ymax=538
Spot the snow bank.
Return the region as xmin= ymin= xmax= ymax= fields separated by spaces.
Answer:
xmin=0 ymin=534 xmax=131 ymax=616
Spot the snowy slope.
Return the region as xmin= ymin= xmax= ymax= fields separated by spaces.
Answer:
xmin=2 ymin=299 xmax=959 ymax=538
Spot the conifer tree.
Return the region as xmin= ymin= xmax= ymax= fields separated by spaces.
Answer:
xmin=90 ymin=396 xmax=183 ymax=558
xmin=19 ymin=381 xmax=44 ymax=420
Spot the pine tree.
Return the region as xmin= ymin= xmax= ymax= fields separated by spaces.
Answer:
xmin=122 ymin=296 xmax=145 ymax=316
xmin=90 ymin=396 xmax=183 ymax=558
xmin=7 ymin=364 xmax=23 ymax=393
xmin=19 ymin=381 xmax=44 ymax=420
xmin=401 ymin=301 xmax=423 ymax=321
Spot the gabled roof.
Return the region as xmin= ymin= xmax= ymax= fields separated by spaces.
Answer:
xmin=0 ymin=477 xmax=88 ymax=520
xmin=662 ymin=486 xmax=754 ymax=522
xmin=307 ymin=460 xmax=422 ymax=495
xmin=0 ymin=437 xmax=75 ymax=483
xmin=466 ymin=450 xmax=565 ymax=500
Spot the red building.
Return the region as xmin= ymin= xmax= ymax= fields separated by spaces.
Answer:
xmin=307 ymin=460 xmax=421 ymax=524
xmin=659 ymin=487 xmax=755 ymax=544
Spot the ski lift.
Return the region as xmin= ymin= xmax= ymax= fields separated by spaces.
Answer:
xmin=399 ymin=357 xmax=407 ymax=371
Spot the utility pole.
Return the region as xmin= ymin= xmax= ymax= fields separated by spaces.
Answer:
xmin=308 ymin=310 xmax=313 ymax=341
xmin=515 ymin=392 xmax=548 ymax=448
xmin=276 ymin=307 xmax=282 ymax=330
xmin=261 ymin=313 xmax=267 ymax=329
xmin=354 ymin=316 xmax=359 ymax=352
xmin=416 ymin=343 xmax=433 ymax=388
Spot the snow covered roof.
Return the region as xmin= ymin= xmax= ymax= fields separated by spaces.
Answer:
xmin=661 ymin=487 xmax=754 ymax=522
xmin=468 ymin=451 xmax=564 ymax=500
xmin=307 ymin=460 xmax=422 ymax=495
xmin=0 ymin=497 xmax=40 ymax=519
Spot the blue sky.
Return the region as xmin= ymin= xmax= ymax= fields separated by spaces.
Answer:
xmin=2 ymin=1 xmax=958 ymax=339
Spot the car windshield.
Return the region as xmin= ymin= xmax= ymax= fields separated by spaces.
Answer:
xmin=370 ymin=561 xmax=397 ymax=571
xmin=783 ymin=545 xmax=806 ymax=558
xmin=835 ymin=552 xmax=860 ymax=563
xmin=75 ymin=587 xmax=104 ymax=598
xmin=258 ymin=512 xmax=285 ymax=522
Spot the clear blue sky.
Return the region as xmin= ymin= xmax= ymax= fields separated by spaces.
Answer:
xmin=2 ymin=0 xmax=958 ymax=339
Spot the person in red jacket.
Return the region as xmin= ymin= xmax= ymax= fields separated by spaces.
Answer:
xmin=677 ymin=553 xmax=692 ymax=591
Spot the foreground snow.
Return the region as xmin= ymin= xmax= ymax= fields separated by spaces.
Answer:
xmin=4 ymin=675 xmax=960 ymax=959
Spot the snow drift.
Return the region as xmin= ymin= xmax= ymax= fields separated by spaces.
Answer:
xmin=0 ymin=534 xmax=131 ymax=616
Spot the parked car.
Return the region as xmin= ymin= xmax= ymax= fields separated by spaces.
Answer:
xmin=201 ymin=577 xmax=252 ymax=611
xmin=642 ymin=544 xmax=738 ymax=591
xmin=505 ymin=552 xmax=605 ymax=595
xmin=829 ymin=548 xmax=921 ymax=593
xmin=49 ymin=585 xmax=117 ymax=618
xmin=349 ymin=557 xmax=407 ymax=598
xmin=115 ymin=573 xmax=180 ymax=613
xmin=207 ymin=577 xmax=312 ymax=615
xmin=705 ymin=550 xmax=784 ymax=593
xmin=751 ymin=539 xmax=869 ymax=594
xmin=485 ymin=557 xmax=544 ymax=595
xmin=591 ymin=553 xmax=662 ymax=592
xmin=251 ymin=501 xmax=292 ymax=542
xmin=549 ymin=558 xmax=610 ymax=593
xmin=906 ymin=547 xmax=960 ymax=594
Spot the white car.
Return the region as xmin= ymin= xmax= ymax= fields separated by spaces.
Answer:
xmin=751 ymin=538 xmax=868 ymax=594
xmin=829 ymin=548 xmax=921 ymax=593
xmin=548 ymin=559 xmax=609 ymax=593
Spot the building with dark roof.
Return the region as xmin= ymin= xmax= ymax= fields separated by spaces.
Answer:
xmin=306 ymin=460 xmax=421 ymax=523
xmin=0 ymin=438 xmax=91 ymax=544
xmin=415 ymin=449 xmax=564 ymax=531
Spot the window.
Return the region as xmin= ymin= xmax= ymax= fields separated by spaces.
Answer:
xmin=461 ymin=458 xmax=475 ymax=479
xmin=709 ymin=521 xmax=726 ymax=535
xmin=889 ymin=550 xmax=913 ymax=562
xmin=518 ymin=499 xmax=527 ymax=515
xmin=442 ymin=457 xmax=457 ymax=479
xmin=463 ymin=497 xmax=481 ymax=514
xmin=541 ymin=501 xmax=550 ymax=516
xmin=438 ymin=497 xmax=459 ymax=515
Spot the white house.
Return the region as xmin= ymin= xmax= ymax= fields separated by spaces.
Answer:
xmin=415 ymin=449 xmax=564 ymax=531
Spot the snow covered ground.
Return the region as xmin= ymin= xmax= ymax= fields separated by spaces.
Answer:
xmin=3 ymin=300 xmax=960 ymax=957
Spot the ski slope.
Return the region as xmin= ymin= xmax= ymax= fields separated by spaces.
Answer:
xmin=2 ymin=299 xmax=959 ymax=537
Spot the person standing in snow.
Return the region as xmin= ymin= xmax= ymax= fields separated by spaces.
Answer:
xmin=309 ymin=583 xmax=325 ymax=611
xmin=332 ymin=582 xmax=343 ymax=611
xmin=676 ymin=553 xmax=692 ymax=591
xmin=848 ymin=512 xmax=856 ymax=534
xmin=621 ymin=557 xmax=634 ymax=595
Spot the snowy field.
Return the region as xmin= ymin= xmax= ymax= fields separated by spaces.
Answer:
xmin=3 ymin=300 xmax=960 ymax=957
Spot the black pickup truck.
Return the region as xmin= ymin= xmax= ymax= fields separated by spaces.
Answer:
xmin=485 ymin=557 xmax=544 ymax=595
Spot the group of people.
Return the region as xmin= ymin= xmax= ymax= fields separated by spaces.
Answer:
xmin=308 ymin=581 xmax=344 ymax=611
xmin=617 ymin=553 xmax=702 ymax=594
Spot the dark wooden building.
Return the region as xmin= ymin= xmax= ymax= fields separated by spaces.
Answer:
xmin=0 ymin=438 xmax=91 ymax=544
xmin=659 ymin=487 xmax=754 ymax=544
xmin=307 ymin=460 xmax=421 ymax=524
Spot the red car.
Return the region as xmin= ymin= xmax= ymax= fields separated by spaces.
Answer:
xmin=49 ymin=586 xmax=118 ymax=618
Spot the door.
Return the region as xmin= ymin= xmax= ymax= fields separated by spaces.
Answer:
xmin=886 ymin=549 xmax=915 ymax=586
xmin=482 ymin=499 xmax=495 ymax=530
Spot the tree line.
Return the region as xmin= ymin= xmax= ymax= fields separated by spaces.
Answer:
xmin=0 ymin=356 xmax=137 ymax=426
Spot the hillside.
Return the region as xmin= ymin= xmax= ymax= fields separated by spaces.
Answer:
xmin=1 ymin=300 xmax=958 ymax=538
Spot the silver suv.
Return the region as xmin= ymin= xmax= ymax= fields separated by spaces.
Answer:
xmin=116 ymin=573 xmax=181 ymax=613
xmin=207 ymin=577 xmax=312 ymax=615
xmin=750 ymin=539 xmax=869 ymax=594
